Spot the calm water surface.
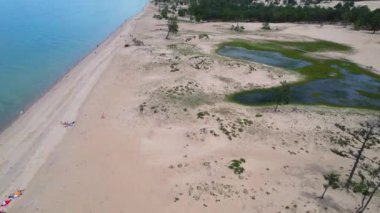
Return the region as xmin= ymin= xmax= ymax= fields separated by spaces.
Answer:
xmin=0 ymin=0 xmax=147 ymax=130
xmin=218 ymin=46 xmax=380 ymax=110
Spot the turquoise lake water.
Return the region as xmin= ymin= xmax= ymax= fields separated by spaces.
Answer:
xmin=0 ymin=0 xmax=147 ymax=130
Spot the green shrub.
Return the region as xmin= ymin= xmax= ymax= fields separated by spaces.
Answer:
xmin=228 ymin=158 xmax=246 ymax=175
xmin=178 ymin=8 xmax=187 ymax=17
xmin=262 ymin=22 xmax=270 ymax=30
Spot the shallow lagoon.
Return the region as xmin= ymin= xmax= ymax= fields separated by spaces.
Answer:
xmin=219 ymin=46 xmax=311 ymax=69
xmin=218 ymin=45 xmax=380 ymax=110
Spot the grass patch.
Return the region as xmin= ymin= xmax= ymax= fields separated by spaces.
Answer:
xmin=217 ymin=39 xmax=375 ymax=81
xmin=168 ymin=44 xmax=200 ymax=56
xmin=356 ymin=90 xmax=380 ymax=99
xmin=274 ymin=40 xmax=352 ymax=52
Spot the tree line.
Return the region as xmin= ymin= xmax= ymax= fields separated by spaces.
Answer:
xmin=188 ymin=0 xmax=380 ymax=33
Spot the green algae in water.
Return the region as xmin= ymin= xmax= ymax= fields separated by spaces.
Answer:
xmin=218 ymin=40 xmax=380 ymax=110
xmin=357 ymin=90 xmax=380 ymax=99
xmin=312 ymin=92 xmax=321 ymax=98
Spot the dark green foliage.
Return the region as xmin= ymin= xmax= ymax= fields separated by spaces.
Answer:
xmin=160 ymin=5 xmax=169 ymax=19
xmin=352 ymin=172 xmax=370 ymax=194
xmin=198 ymin=33 xmax=209 ymax=39
xmin=228 ymin=158 xmax=246 ymax=175
xmin=287 ymin=0 xmax=297 ymax=6
xmin=320 ymin=172 xmax=340 ymax=199
xmin=153 ymin=14 xmax=163 ymax=20
xmin=368 ymin=9 xmax=380 ymax=33
xmin=324 ymin=173 xmax=341 ymax=189
xmin=195 ymin=15 xmax=202 ymax=22
xmin=154 ymin=0 xmax=189 ymax=5
xmin=262 ymin=22 xmax=270 ymax=30
xmin=197 ymin=111 xmax=210 ymax=119
xmin=330 ymin=148 xmax=350 ymax=158
xmin=352 ymin=168 xmax=380 ymax=213
xmin=166 ymin=16 xmax=179 ymax=39
xmin=170 ymin=4 xmax=177 ymax=11
xmin=188 ymin=0 xmax=379 ymax=32
xmin=274 ymin=81 xmax=290 ymax=112
xmin=230 ymin=24 xmax=245 ymax=32
xmin=178 ymin=8 xmax=187 ymax=17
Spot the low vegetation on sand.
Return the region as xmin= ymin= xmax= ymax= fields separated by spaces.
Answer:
xmin=228 ymin=158 xmax=246 ymax=175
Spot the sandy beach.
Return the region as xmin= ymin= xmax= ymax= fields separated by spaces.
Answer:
xmin=0 ymin=4 xmax=145 ymax=209
xmin=1 ymin=2 xmax=380 ymax=213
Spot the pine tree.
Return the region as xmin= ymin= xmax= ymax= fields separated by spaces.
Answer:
xmin=166 ymin=16 xmax=179 ymax=39
xmin=274 ymin=81 xmax=290 ymax=112
xmin=320 ymin=172 xmax=340 ymax=199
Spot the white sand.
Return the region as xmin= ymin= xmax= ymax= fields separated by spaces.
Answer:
xmin=0 ymin=2 xmax=379 ymax=213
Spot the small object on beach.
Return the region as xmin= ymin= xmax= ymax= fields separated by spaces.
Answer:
xmin=101 ymin=113 xmax=105 ymax=119
xmin=0 ymin=189 xmax=24 ymax=210
xmin=124 ymin=44 xmax=130 ymax=48
xmin=8 ymin=189 xmax=24 ymax=199
xmin=0 ymin=199 xmax=11 ymax=207
xmin=132 ymin=38 xmax=144 ymax=46
xmin=61 ymin=121 xmax=76 ymax=128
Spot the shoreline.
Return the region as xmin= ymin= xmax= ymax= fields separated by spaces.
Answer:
xmin=0 ymin=5 xmax=147 ymax=134
xmin=0 ymin=3 xmax=148 ymax=197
